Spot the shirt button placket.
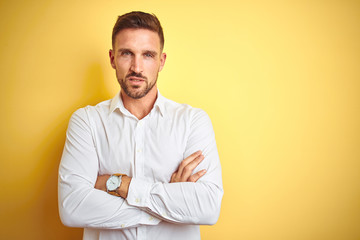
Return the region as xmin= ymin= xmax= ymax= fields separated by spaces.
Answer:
xmin=135 ymin=120 xmax=146 ymax=239
xmin=137 ymin=225 xmax=146 ymax=240
xmin=135 ymin=120 xmax=145 ymax=178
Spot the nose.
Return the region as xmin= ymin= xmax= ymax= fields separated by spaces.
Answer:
xmin=130 ymin=55 xmax=143 ymax=73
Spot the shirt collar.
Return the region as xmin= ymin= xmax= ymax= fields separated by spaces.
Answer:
xmin=109 ymin=90 xmax=165 ymax=117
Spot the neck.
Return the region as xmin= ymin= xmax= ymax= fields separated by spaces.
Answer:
xmin=120 ymin=86 xmax=158 ymax=120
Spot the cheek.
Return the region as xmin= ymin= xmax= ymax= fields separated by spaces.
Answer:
xmin=116 ymin=61 xmax=130 ymax=73
xmin=146 ymin=61 xmax=161 ymax=74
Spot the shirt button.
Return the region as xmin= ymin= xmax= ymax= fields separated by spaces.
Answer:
xmin=137 ymin=148 xmax=142 ymax=153
xmin=149 ymin=216 xmax=153 ymax=221
xmin=135 ymin=198 xmax=140 ymax=203
xmin=121 ymin=224 xmax=125 ymax=228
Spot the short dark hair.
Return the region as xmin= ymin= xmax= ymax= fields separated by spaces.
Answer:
xmin=112 ymin=11 xmax=164 ymax=50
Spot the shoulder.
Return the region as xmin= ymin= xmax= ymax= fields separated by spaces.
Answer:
xmin=161 ymin=96 xmax=211 ymax=126
xmin=73 ymin=99 xmax=111 ymax=116
xmin=69 ymin=99 xmax=112 ymax=126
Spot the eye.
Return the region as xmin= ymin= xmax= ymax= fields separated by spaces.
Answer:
xmin=121 ymin=51 xmax=132 ymax=56
xmin=144 ymin=52 xmax=154 ymax=58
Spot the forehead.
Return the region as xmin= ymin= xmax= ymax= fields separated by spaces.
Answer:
xmin=113 ymin=28 xmax=161 ymax=52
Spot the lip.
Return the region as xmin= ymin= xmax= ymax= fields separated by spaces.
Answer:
xmin=128 ymin=77 xmax=145 ymax=85
xmin=128 ymin=76 xmax=145 ymax=81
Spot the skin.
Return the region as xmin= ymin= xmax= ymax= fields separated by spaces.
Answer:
xmin=109 ymin=28 xmax=166 ymax=120
xmin=95 ymin=28 xmax=206 ymax=198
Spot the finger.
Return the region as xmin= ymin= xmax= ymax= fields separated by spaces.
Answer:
xmin=188 ymin=169 xmax=207 ymax=182
xmin=170 ymin=172 xmax=177 ymax=183
xmin=177 ymin=150 xmax=202 ymax=177
xmin=180 ymin=154 xmax=205 ymax=181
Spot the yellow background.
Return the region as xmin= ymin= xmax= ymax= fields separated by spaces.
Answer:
xmin=1 ymin=0 xmax=359 ymax=239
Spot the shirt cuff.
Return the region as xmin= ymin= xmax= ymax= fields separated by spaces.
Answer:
xmin=126 ymin=178 xmax=161 ymax=225
xmin=127 ymin=177 xmax=152 ymax=208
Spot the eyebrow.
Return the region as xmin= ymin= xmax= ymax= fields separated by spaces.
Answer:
xmin=117 ymin=48 xmax=132 ymax=53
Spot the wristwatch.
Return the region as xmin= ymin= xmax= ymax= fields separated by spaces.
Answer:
xmin=106 ymin=174 xmax=125 ymax=196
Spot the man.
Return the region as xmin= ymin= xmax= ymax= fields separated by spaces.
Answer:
xmin=58 ymin=11 xmax=223 ymax=240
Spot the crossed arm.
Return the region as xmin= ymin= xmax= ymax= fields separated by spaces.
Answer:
xmin=95 ymin=151 xmax=206 ymax=198
xmin=58 ymin=108 xmax=223 ymax=229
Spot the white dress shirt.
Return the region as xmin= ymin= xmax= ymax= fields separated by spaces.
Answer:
xmin=58 ymin=91 xmax=223 ymax=240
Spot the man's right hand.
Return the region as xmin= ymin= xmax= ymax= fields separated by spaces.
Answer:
xmin=170 ymin=150 xmax=206 ymax=183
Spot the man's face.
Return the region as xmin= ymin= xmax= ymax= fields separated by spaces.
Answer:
xmin=110 ymin=28 xmax=166 ymax=99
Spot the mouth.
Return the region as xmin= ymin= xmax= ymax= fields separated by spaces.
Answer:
xmin=129 ymin=77 xmax=145 ymax=81
xmin=127 ymin=76 xmax=146 ymax=86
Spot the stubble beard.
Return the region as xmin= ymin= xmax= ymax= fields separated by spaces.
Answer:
xmin=118 ymin=72 xmax=158 ymax=99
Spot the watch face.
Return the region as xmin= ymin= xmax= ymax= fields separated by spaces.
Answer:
xmin=106 ymin=175 xmax=120 ymax=191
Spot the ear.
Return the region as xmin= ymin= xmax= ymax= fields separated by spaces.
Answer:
xmin=109 ymin=49 xmax=116 ymax=69
xmin=159 ymin=52 xmax=167 ymax=72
